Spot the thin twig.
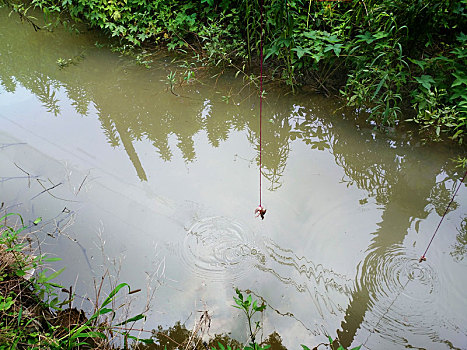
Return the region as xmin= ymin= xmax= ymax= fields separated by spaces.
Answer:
xmin=6 ymin=2 xmax=42 ymax=31
xmin=184 ymin=310 xmax=211 ymax=350
xmin=93 ymin=272 xmax=108 ymax=316
xmin=0 ymin=142 xmax=26 ymax=150
xmin=31 ymin=182 xmax=63 ymax=200
xmin=34 ymin=179 xmax=79 ymax=202
xmin=75 ymin=173 xmax=89 ymax=196
xmin=14 ymin=162 xmax=31 ymax=188
xmin=0 ymin=176 xmax=39 ymax=184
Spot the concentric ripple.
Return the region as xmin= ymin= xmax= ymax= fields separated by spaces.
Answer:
xmin=358 ymin=245 xmax=442 ymax=346
xmin=358 ymin=246 xmax=438 ymax=304
xmin=180 ymin=216 xmax=255 ymax=281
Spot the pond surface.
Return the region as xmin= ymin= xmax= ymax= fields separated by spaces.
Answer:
xmin=1 ymin=9 xmax=467 ymax=350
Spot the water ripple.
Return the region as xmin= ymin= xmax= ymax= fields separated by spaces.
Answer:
xmin=358 ymin=245 xmax=438 ymax=306
xmin=180 ymin=216 xmax=257 ymax=282
xmin=261 ymin=238 xmax=354 ymax=318
xmin=358 ymin=245 xmax=442 ymax=347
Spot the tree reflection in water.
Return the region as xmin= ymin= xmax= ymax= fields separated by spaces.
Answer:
xmin=1 ymin=15 xmax=466 ymax=348
xmin=451 ymin=217 xmax=467 ymax=262
xmin=134 ymin=321 xmax=288 ymax=350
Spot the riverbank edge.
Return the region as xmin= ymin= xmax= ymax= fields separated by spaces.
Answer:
xmin=2 ymin=0 xmax=467 ymax=146
xmin=0 ymin=212 xmax=362 ymax=350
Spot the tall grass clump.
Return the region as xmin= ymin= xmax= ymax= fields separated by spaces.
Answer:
xmin=0 ymin=213 xmax=152 ymax=349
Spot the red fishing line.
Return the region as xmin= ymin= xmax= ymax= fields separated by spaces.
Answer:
xmin=255 ymin=0 xmax=266 ymax=220
xmin=419 ymin=167 xmax=467 ymax=262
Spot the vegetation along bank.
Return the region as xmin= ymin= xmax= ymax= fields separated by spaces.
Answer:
xmin=2 ymin=0 xmax=467 ymax=144
xmin=1 ymin=1 xmax=466 ymax=349
xmin=1 ymin=212 xmax=362 ymax=349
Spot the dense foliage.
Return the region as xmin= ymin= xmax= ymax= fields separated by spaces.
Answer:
xmin=3 ymin=0 xmax=467 ymax=141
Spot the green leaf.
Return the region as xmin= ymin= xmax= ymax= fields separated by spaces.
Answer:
xmin=97 ymin=307 xmax=113 ymax=315
xmin=374 ymin=31 xmax=389 ymax=40
xmin=372 ymin=74 xmax=388 ymax=100
xmin=33 ymin=217 xmax=42 ymax=225
xmin=312 ymin=52 xmax=323 ymax=63
xmin=333 ymin=44 xmax=342 ymax=57
xmin=115 ymin=313 xmax=145 ymax=326
xmin=75 ymin=331 xmax=106 ymax=339
xmin=48 ymin=282 xmax=64 ymax=288
xmin=452 ymin=72 xmax=467 ymax=87
xmin=88 ymin=307 xmax=114 ymax=324
xmin=350 ymin=346 xmax=362 ymax=350
xmin=450 ymin=87 xmax=466 ymax=100
xmin=101 ymin=283 xmax=130 ymax=308
xmin=264 ymin=45 xmax=280 ymax=61
xmin=292 ymin=46 xmax=311 ymax=59
xmin=70 ymin=341 xmax=90 ymax=346
xmin=452 ymin=129 xmax=464 ymax=139
xmin=246 ymin=294 xmax=252 ymax=306
xmin=0 ymin=296 xmax=14 ymax=311
xmin=15 ymin=269 xmax=26 ymax=277
xmin=42 ymin=256 xmax=62 ymax=262
xmin=324 ymin=44 xmax=334 ymax=53
xmin=235 ymin=288 xmax=243 ymax=300
xmin=303 ymin=30 xmax=318 ymax=39
xmin=325 ymin=34 xmax=340 ymax=43
xmin=355 ymin=31 xmax=375 ymax=44
xmin=201 ymin=0 xmax=214 ymax=6
xmin=457 ymin=32 xmax=467 ymax=43
xmin=301 ymin=345 xmax=311 ymax=350
xmin=408 ymin=58 xmax=427 ymax=70
xmin=17 ymin=306 xmax=22 ymax=326
xmin=414 ymin=75 xmax=435 ymax=90
xmin=42 ymin=267 xmax=65 ymax=282
xmin=0 ymin=213 xmax=24 ymax=229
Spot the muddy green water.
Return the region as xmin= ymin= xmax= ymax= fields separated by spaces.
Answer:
xmin=1 ymin=9 xmax=467 ymax=350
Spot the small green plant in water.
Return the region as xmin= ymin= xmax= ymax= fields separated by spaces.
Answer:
xmin=135 ymin=51 xmax=153 ymax=69
xmin=183 ymin=70 xmax=195 ymax=84
xmin=56 ymin=52 xmax=85 ymax=69
xmin=233 ymin=289 xmax=268 ymax=350
xmin=166 ymin=71 xmax=179 ymax=96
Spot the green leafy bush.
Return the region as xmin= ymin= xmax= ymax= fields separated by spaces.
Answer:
xmin=3 ymin=0 xmax=466 ymax=139
xmin=409 ymin=33 xmax=467 ymax=142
